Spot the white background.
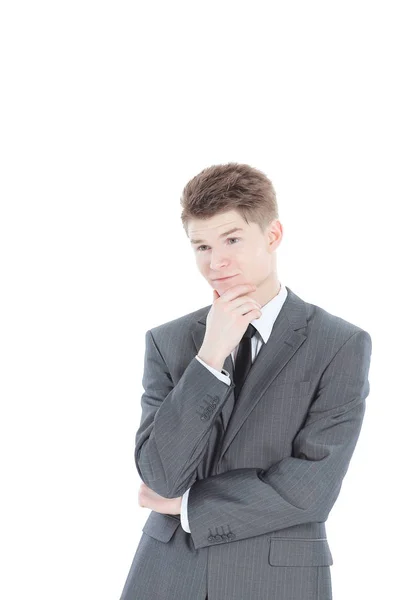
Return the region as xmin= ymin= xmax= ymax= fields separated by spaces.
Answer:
xmin=1 ymin=1 xmax=398 ymax=598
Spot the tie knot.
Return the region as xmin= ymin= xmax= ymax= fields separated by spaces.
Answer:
xmin=242 ymin=323 xmax=257 ymax=339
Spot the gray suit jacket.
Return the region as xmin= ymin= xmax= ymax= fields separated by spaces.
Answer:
xmin=119 ymin=286 xmax=372 ymax=600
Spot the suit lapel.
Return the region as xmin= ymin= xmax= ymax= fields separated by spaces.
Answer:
xmin=191 ymin=286 xmax=308 ymax=462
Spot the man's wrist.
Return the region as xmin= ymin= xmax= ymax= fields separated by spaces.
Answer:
xmin=197 ymin=350 xmax=225 ymax=372
xmin=174 ymin=496 xmax=182 ymax=515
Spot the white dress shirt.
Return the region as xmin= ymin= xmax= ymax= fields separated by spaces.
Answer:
xmin=180 ymin=282 xmax=288 ymax=533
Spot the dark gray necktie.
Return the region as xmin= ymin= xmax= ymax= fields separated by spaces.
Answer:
xmin=221 ymin=323 xmax=258 ymax=429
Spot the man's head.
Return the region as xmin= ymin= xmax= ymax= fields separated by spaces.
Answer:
xmin=180 ymin=163 xmax=283 ymax=305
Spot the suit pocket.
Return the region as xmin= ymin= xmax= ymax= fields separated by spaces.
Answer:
xmin=142 ymin=510 xmax=181 ymax=543
xmin=268 ymin=537 xmax=333 ymax=567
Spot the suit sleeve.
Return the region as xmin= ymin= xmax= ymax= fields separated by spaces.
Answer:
xmin=186 ymin=330 xmax=372 ymax=550
xmin=136 ymin=334 xmax=231 ymax=529
xmin=179 ymin=358 xmax=231 ymax=533
xmin=134 ymin=329 xmax=235 ymax=498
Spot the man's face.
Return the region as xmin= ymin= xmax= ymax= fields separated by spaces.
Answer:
xmin=188 ymin=209 xmax=282 ymax=294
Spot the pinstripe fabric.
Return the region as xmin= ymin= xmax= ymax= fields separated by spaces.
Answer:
xmin=119 ymin=286 xmax=372 ymax=600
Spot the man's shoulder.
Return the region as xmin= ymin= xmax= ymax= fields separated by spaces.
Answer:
xmin=303 ymin=294 xmax=371 ymax=344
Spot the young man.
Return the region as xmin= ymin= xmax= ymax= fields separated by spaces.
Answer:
xmin=119 ymin=163 xmax=372 ymax=600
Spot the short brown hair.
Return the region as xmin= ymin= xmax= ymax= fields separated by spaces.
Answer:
xmin=180 ymin=162 xmax=279 ymax=236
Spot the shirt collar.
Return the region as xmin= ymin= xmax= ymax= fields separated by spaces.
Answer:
xmin=250 ymin=281 xmax=287 ymax=343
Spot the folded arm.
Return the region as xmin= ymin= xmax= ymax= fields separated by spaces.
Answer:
xmin=134 ymin=329 xmax=235 ymax=498
xmin=185 ymin=330 xmax=372 ymax=549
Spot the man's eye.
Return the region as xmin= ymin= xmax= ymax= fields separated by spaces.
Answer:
xmin=197 ymin=238 xmax=240 ymax=252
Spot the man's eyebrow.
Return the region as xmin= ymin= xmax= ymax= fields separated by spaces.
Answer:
xmin=190 ymin=227 xmax=244 ymax=245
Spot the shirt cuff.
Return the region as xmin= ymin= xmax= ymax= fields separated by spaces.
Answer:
xmin=195 ymin=355 xmax=231 ymax=385
xmin=180 ymin=487 xmax=191 ymax=533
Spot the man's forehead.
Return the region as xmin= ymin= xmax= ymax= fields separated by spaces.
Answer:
xmin=189 ymin=222 xmax=246 ymax=245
